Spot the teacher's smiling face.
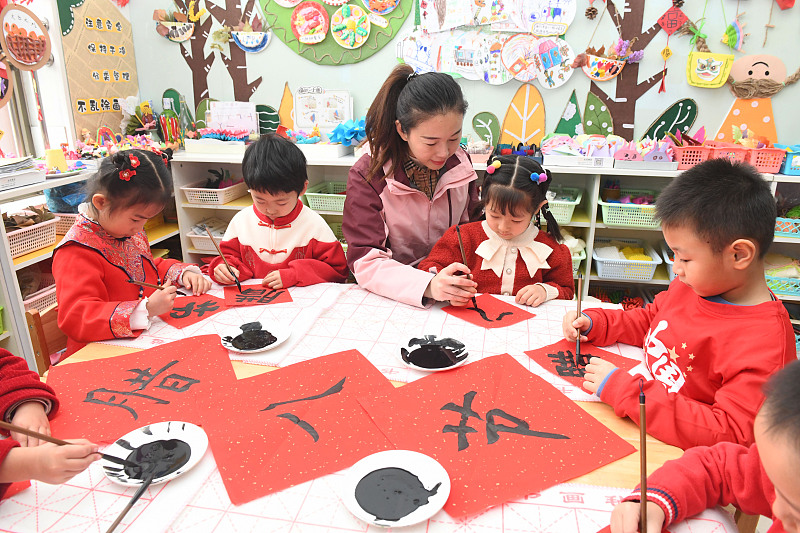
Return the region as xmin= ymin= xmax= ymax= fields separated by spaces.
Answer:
xmin=396 ymin=111 xmax=463 ymax=171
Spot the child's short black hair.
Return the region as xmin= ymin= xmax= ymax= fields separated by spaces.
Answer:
xmin=86 ymin=149 xmax=172 ymax=213
xmin=655 ymin=159 xmax=775 ymax=257
xmin=762 ymin=360 xmax=800 ymax=447
xmin=242 ymin=134 xmax=308 ymax=195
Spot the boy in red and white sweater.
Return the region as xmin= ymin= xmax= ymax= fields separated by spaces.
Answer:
xmin=563 ymin=159 xmax=794 ymax=450
xmin=610 ymin=360 xmax=800 ymax=533
xmin=0 ymin=349 xmax=99 ymax=497
xmin=210 ymin=134 xmax=348 ymax=288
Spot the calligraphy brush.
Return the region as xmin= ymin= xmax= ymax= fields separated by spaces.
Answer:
xmin=639 ymin=379 xmax=648 ymax=533
xmin=0 ymin=421 xmax=138 ymax=468
xmin=126 ymin=279 xmax=188 ymax=297
xmin=455 ymin=225 xmax=478 ymax=308
xmin=576 ymin=273 xmax=583 ymax=364
xmin=205 ymin=226 xmax=242 ymax=292
xmin=105 ymin=471 xmax=155 ymax=533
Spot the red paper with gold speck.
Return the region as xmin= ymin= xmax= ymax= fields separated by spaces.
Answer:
xmin=442 ymin=294 xmax=535 ymax=328
xmin=360 ymin=354 xmax=636 ymax=519
xmin=203 ymin=349 xmax=396 ymax=505
xmin=223 ymin=286 xmax=293 ymax=307
xmin=47 ymin=335 xmax=237 ymax=443
xmin=525 ymin=339 xmax=641 ymax=388
xmin=160 ymin=294 xmax=226 ymax=328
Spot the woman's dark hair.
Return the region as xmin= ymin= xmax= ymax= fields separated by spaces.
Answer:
xmin=85 ymin=149 xmax=172 ymax=213
xmin=242 ymin=133 xmax=308 ymax=195
xmin=364 ymin=64 xmax=468 ymax=181
xmin=480 ymin=153 xmax=563 ymax=242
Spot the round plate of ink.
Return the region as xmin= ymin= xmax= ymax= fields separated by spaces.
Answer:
xmin=100 ymin=420 xmax=208 ymax=486
xmin=219 ymin=320 xmax=290 ymax=354
xmin=342 ymin=450 xmax=451 ymax=527
xmin=398 ymin=334 xmax=469 ymax=372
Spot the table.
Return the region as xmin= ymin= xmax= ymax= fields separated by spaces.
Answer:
xmin=0 ymin=284 xmax=738 ymax=533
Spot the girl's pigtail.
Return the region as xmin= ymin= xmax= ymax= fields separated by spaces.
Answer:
xmin=540 ymin=203 xmax=563 ymax=242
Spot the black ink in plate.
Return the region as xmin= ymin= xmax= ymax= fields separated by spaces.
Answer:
xmin=123 ymin=438 xmax=191 ymax=480
xmin=355 ymin=467 xmax=441 ymax=522
xmin=401 ymin=335 xmax=467 ymax=369
xmin=223 ymin=321 xmax=277 ymax=351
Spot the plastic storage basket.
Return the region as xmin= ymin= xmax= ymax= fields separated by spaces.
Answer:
xmin=5 ymin=217 xmax=59 ymax=259
xmin=775 ymin=144 xmax=800 ymax=176
xmin=571 ymin=249 xmax=586 ymax=275
xmin=748 ymin=147 xmax=785 ymax=174
xmin=661 ymin=241 xmax=676 ymax=281
xmin=304 ymin=182 xmax=347 ymax=213
xmin=776 ymin=217 xmax=800 ymax=238
xmin=22 ymin=273 xmax=57 ymax=312
xmin=597 ymin=189 xmax=659 ymax=228
xmin=705 ymin=141 xmax=749 ymax=163
xmin=186 ymin=231 xmax=224 ymax=251
xmin=766 ymin=275 xmax=800 ymax=297
xmin=592 ymin=237 xmax=663 ymax=281
xmin=672 ymin=145 xmax=711 ymax=170
xmin=54 ymin=213 xmax=80 ymax=235
xmin=325 ymin=220 xmax=348 ymax=254
xmin=548 ymin=187 xmax=583 ymax=224
xmin=181 ymin=179 xmax=248 ymax=205
xmin=588 ymin=283 xmax=646 ymax=308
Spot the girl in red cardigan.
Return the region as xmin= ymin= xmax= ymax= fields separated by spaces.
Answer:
xmin=419 ymin=154 xmax=574 ymax=306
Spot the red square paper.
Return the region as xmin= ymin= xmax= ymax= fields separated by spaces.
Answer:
xmin=442 ymin=294 xmax=535 ymax=328
xmin=47 ymin=335 xmax=238 ymax=443
xmin=160 ymin=294 xmax=226 ymax=328
xmin=525 ymin=339 xmax=640 ymax=387
xmin=223 ymin=286 xmax=293 ymax=307
xmin=360 ymin=354 xmax=635 ymax=518
xmin=658 ymin=6 xmax=688 ymax=35
xmin=203 ymin=349 xmax=396 ymax=505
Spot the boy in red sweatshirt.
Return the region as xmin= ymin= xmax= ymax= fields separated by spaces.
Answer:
xmin=609 ymin=359 xmax=800 ymax=533
xmin=563 ymin=159 xmax=794 ymax=449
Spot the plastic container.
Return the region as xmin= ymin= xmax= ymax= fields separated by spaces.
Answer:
xmin=304 ymin=181 xmax=347 ymax=213
xmin=181 ymin=179 xmax=248 ymax=205
xmin=5 ymin=217 xmax=60 ymax=259
xmin=672 ymin=145 xmax=711 ymax=169
xmin=592 ymin=237 xmax=662 ymax=281
xmin=704 ymin=141 xmax=749 ymax=163
xmin=661 ymin=241 xmax=675 ymax=281
xmin=588 ymin=283 xmax=646 ymax=308
xmin=22 ymin=273 xmax=57 ymax=312
xmin=571 ymin=249 xmax=586 ymax=275
xmin=775 ymin=144 xmax=800 ymax=176
xmin=54 ymin=213 xmax=80 ymax=235
xmin=747 ymin=147 xmax=786 ymax=174
xmin=548 ymin=187 xmax=583 ymax=225
xmin=186 ymin=231 xmax=224 ymax=251
xmin=597 ymin=189 xmax=659 ymax=229
xmin=766 ymin=275 xmax=800 ymax=298
xmin=775 ymin=217 xmax=800 ymax=238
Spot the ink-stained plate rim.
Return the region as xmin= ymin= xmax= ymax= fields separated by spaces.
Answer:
xmin=397 ymin=334 xmax=469 ymax=372
xmin=100 ymin=420 xmax=208 ymax=487
xmin=341 ymin=450 xmax=451 ymax=528
xmin=219 ymin=321 xmax=291 ymax=354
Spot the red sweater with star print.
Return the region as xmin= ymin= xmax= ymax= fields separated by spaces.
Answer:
xmin=0 ymin=349 xmax=59 ymax=499
xmin=584 ymin=279 xmax=794 ymax=450
xmin=208 ymin=201 xmax=347 ymax=287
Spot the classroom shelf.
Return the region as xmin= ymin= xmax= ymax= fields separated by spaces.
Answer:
xmin=12 ymin=236 xmax=63 ymax=270
xmin=0 ymin=331 xmax=9 ymax=342
xmin=774 ymin=235 xmax=800 ymax=244
xmin=777 ymin=293 xmax=800 ymax=303
xmin=180 ymin=195 xmax=254 ymax=211
xmin=146 ymin=223 xmax=180 ymax=245
xmin=0 ymin=171 xmax=91 ymax=203
xmin=562 ymin=209 xmax=590 ymax=227
xmin=589 ymin=264 xmax=671 ymax=286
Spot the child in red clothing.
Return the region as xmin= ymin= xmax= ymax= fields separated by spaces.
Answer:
xmin=0 ymin=349 xmax=99 ymax=497
xmin=419 ymin=154 xmax=574 ymax=306
xmin=610 ymin=360 xmax=800 ymax=533
xmin=53 ymin=149 xmax=211 ymax=358
xmin=210 ymin=134 xmax=347 ymax=288
xmin=563 ymin=159 xmax=794 ymax=450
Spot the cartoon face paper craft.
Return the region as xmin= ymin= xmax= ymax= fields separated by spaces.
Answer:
xmin=686 ymin=51 xmax=734 ymax=88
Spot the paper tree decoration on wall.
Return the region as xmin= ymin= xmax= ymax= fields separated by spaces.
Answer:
xmin=170 ymin=0 xmax=215 ymax=107
xmin=641 ymin=99 xmax=697 ymax=141
xmin=588 ymin=0 xmax=666 ymax=141
xmin=472 ymin=111 xmax=501 ymax=145
xmin=261 ymin=0 xmax=412 ymax=65
xmin=554 ymin=90 xmax=583 ymax=135
xmin=499 ymin=83 xmax=545 ymax=146
xmin=583 ymin=92 xmax=613 ymax=135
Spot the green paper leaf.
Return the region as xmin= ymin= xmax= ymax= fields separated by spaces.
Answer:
xmin=57 ymin=0 xmax=85 ymax=36
xmin=555 ymin=90 xmax=583 ymax=136
xmin=641 ymin=98 xmax=698 ymax=141
xmin=472 ymin=112 xmax=500 ymax=145
xmin=195 ymin=98 xmax=217 ymax=129
xmin=256 ymin=104 xmax=281 ymax=134
xmin=583 ymin=92 xmax=613 ymax=136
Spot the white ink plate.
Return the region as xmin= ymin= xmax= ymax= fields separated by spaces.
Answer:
xmin=398 ymin=334 xmax=469 ymax=372
xmin=342 ymin=450 xmax=450 ymax=528
xmin=219 ymin=321 xmax=290 ymax=354
xmin=46 ymin=169 xmax=85 ymax=178
xmin=100 ymin=420 xmax=208 ymax=486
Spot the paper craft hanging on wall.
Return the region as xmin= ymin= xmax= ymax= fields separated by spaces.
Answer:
xmin=361 ymin=0 xmax=400 ymax=15
xmin=224 ymin=286 xmax=293 ymax=307
xmin=472 ymin=111 xmax=501 ymax=145
xmin=0 ymin=62 xmax=14 ymax=110
xmin=330 ymin=4 xmax=370 ymax=49
xmin=290 ymin=2 xmax=329 ymax=44
xmin=231 ymin=30 xmax=272 ymax=52
xmin=439 ymin=30 xmax=484 ymax=81
xmin=686 ymin=51 xmax=734 ymax=88
xmin=474 ymin=32 xmax=513 ymax=84
xmin=473 ymin=0 xmax=508 ymax=25
xmin=358 ymin=354 xmax=636 ymax=518
xmin=204 ymin=349 xmax=395 ymax=504
xmin=278 ymin=81 xmax=294 ymax=129
xmin=397 ymin=30 xmax=441 ymax=73
xmin=499 ymin=83 xmax=545 ymax=146
xmin=419 ymin=0 xmax=474 ymax=33
xmin=194 ymin=98 xmax=216 ymax=129
xmin=554 ymin=89 xmax=583 ymax=135
xmin=256 ymin=104 xmax=280 ymax=134
xmin=501 ymin=33 xmax=542 ymax=83
xmin=641 ymin=98 xmax=697 ymax=141
xmin=160 ymin=295 xmax=226 ymax=329
xmin=0 ymin=3 xmax=51 ymax=71
xmin=524 ymin=339 xmax=640 ymax=388
xmin=582 ymin=54 xmax=626 ymax=82
xmin=47 ymin=335 xmax=238 ymax=443
xmin=442 ymin=294 xmax=535 ymax=329
xmin=535 ymin=37 xmax=575 ymax=89
xmin=262 ymin=0 xmax=411 ymax=65
xmin=522 ymin=0 xmax=577 ymax=36
xmin=583 ymin=91 xmax=614 ymax=135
